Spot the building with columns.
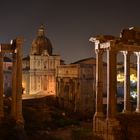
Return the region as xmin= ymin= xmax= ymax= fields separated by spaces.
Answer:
xmin=22 ymin=25 xmax=61 ymax=94
xmin=90 ymin=27 xmax=140 ymax=140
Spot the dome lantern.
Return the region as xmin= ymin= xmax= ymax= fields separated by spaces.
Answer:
xmin=30 ymin=25 xmax=53 ymax=55
xmin=38 ymin=24 xmax=45 ymax=37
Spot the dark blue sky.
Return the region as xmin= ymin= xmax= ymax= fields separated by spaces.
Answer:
xmin=0 ymin=0 xmax=140 ymax=63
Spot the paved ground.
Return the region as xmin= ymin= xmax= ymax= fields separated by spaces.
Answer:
xmin=22 ymin=91 xmax=54 ymax=100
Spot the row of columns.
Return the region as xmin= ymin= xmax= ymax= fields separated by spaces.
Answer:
xmin=0 ymin=38 xmax=23 ymax=124
xmin=95 ymin=49 xmax=140 ymax=120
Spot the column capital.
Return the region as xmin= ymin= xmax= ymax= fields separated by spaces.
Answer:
xmin=135 ymin=52 xmax=140 ymax=56
xmin=95 ymin=49 xmax=104 ymax=55
xmin=121 ymin=51 xmax=132 ymax=56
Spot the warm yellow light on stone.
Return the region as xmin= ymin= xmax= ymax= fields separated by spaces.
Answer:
xmin=117 ymin=73 xmax=137 ymax=83
xmin=22 ymin=82 xmax=25 ymax=88
xmin=117 ymin=73 xmax=124 ymax=82
xmin=130 ymin=74 xmax=137 ymax=83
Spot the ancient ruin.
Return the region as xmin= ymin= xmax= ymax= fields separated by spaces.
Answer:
xmin=90 ymin=27 xmax=140 ymax=140
xmin=56 ymin=57 xmax=107 ymax=117
xmin=0 ymin=37 xmax=23 ymax=124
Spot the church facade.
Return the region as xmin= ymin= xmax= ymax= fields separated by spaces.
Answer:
xmin=22 ymin=25 xmax=61 ymax=94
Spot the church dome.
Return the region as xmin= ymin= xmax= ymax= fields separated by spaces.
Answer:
xmin=30 ymin=25 xmax=53 ymax=55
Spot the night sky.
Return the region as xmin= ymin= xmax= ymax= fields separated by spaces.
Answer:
xmin=0 ymin=0 xmax=140 ymax=63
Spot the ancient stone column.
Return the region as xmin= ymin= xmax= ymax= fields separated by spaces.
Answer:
xmin=94 ymin=49 xmax=104 ymax=117
xmin=56 ymin=78 xmax=59 ymax=97
xmin=0 ymin=51 xmax=4 ymax=120
xmin=15 ymin=38 xmax=24 ymax=124
xmin=106 ymin=49 xmax=117 ymax=119
xmin=123 ymin=51 xmax=131 ymax=113
xmin=136 ymin=52 xmax=140 ymax=113
xmin=11 ymin=52 xmax=17 ymax=119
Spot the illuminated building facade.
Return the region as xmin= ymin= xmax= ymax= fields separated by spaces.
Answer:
xmin=22 ymin=25 xmax=61 ymax=94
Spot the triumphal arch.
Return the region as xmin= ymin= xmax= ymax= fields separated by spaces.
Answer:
xmin=90 ymin=27 xmax=140 ymax=140
xmin=0 ymin=37 xmax=23 ymax=123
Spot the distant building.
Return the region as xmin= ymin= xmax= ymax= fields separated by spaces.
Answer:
xmin=22 ymin=25 xmax=61 ymax=94
xmin=56 ymin=57 xmax=107 ymax=116
xmin=3 ymin=56 xmax=12 ymax=95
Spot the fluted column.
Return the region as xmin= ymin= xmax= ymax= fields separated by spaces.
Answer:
xmin=0 ymin=51 xmax=4 ymax=120
xmin=94 ymin=49 xmax=104 ymax=117
xmin=136 ymin=52 xmax=140 ymax=113
xmin=106 ymin=49 xmax=117 ymax=119
xmin=123 ymin=51 xmax=131 ymax=113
